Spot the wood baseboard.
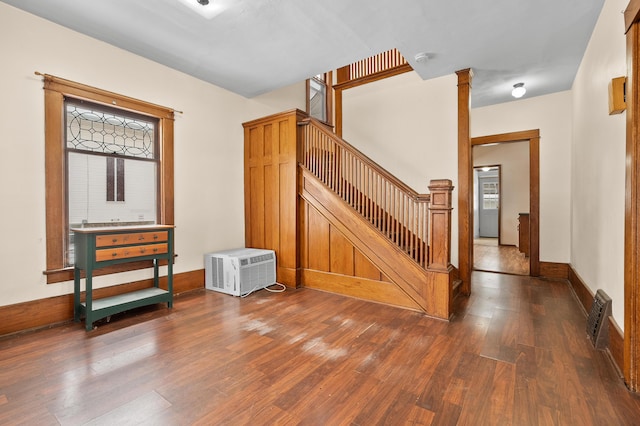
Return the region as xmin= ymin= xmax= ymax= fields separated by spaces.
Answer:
xmin=301 ymin=269 xmax=422 ymax=312
xmin=608 ymin=316 xmax=625 ymax=378
xmin=539 ymin=261 xmax=569 ymax=279
xmin=0 ymin=269 xmax=204 ymax=337
xmin=567 ymin=264 xmax=624 ymax=376
xmin=567 ymin=266 xmax=594 ymax=315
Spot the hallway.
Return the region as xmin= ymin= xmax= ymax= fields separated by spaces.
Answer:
xmin=474 ymin=238 xmax=530 ymax=275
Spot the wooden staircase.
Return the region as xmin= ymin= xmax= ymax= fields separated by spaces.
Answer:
xmin=243 ymin=110 xmax=459 ymax=319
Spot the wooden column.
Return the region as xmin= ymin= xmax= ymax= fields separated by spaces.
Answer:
xmin=529 ymin=133 xmax=540 ymax=277
xmin=456 ymin=68 xmax=473 ymax=295
xmin=427 ymin=179 xmax=454 ymax=271
xmin=625 ymin=1 xmax=640 ymax=391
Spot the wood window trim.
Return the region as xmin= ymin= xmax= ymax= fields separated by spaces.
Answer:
xmin=42 ymin=74 xmax=175 ymax=284
xmin=306 ymin=71 xmax=334 ymax=128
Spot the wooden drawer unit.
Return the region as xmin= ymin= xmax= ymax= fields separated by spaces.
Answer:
xmin=95 ymin=243 xmax=168 ymax=262
xmin=96 ymin=231 xmax=168 ymax=247
xmin=72 ymin=225 xmax=175 ymax=331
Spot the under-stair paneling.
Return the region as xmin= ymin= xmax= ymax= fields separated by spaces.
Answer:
xmin=306 ymin=201 xmax=330 ymax=271
xmin=301 ymin=168 xmax=452 ymax=318
xmin=355 ymin=251 xmax=383 ymax=281
xmin=330 ymin=227 xmax=355 ymax=275
xmin=300 ymin=198 xmax=421 ymax=309
xmin=301 ymin=270 xmax=422 ymax=311
xmin=243 ymin=110 xmax=306 ymax=287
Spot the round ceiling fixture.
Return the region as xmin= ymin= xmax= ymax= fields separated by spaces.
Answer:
xmin=414 ymin=52 xmax=429 ymax=63
xmin=198 ymin=0 xmax=210 ymax=5
xmin=512 ymin=82 xmax=526 ymax=98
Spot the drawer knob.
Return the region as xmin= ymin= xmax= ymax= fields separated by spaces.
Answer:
xmin=112 ymin=252 xmax=118 ymax=257
xmin=112 ymin=238 xmax=117 ymax=243
xmin=138 ymin=236 xmax=145 ymax=241
xmin=153 ymin=235 xmax=158 ymax=240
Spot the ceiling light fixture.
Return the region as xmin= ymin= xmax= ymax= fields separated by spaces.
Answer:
xmin=512 ymin=82 xmax=526 ymax=98
xmin=176 ymin=0 xmax=222 ymax=19
xmin=414 ymin=52 xmax=429 ymax=63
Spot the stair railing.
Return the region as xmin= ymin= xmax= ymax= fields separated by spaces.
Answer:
xmin=299 ymin=118 xmax=434 ymax=268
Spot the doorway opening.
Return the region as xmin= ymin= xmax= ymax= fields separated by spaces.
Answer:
xmin=468 ymin=131 xmax=540 ymax=278
xmin=473 ymin=160 xmax=530 ymax=275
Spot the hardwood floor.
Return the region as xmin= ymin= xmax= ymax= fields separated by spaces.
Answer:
xmin=474 ymin=238 xmax=530 ymax=275
xmin=1 ymin=272 xmax=639 ymax=425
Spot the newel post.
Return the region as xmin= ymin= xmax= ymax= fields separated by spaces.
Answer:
xmin=427 ymin=179 xmax=454 ymax=271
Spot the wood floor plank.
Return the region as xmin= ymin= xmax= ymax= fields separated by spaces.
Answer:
xmin=0 ymin=273 xmax=639 ymax=424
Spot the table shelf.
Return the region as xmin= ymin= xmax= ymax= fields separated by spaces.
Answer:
xmin=73 ymin=225 xmax=175 ymax=331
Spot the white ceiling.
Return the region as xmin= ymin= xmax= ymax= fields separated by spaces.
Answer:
xmin=1 ymin=0 xmax=606 ymax=107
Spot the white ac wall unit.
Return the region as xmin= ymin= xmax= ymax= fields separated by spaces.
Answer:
xmin=204 ymin=248 xmax=276 ymax=296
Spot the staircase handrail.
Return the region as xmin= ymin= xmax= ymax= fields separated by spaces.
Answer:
xmin=299 ymin=116 xmax=434 ymax=268
xmin=298 ymin=117 xmax=430 ymax=202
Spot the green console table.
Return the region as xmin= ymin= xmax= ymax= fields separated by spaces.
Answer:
xmin=72 ymin=225 xmax=175 ymax=331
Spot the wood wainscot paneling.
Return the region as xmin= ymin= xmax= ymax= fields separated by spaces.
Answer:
xmin=243 ymin=110 xmax=306 ymax=288
xmin=0 ymin=269 xmax=204 ymax=337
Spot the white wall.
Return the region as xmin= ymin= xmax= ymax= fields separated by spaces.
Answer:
xmin=571 ymin=0 xmax=627 ymax=329
xmin=472 ymin=91 xmax=573 ymax=264
xmin=0 ymin=3 xmax=304 ymax=306
xmin=342 ymin=72 xmax=459 ymax=265
xmin=474 ymin=142 xmax=530 ymax=245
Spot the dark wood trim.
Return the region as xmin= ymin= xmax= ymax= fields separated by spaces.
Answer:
xmin=539 ymin=261 xmax=569 ymax=279
xmin=333 ymin=64 xmax=413 ymax=91
xmin=568 ymin=265 xmax=594 ymax=316
xmin=626 ymin=10 xmax=640 ymax=390
xmin=626 ymin=0 xmax=640 ymax=33
xmin=42 ymin=74 xmax=175 ymax=283
xmin=566 ymin=265 xmax=625 ymax=377
xmin=0 ymin=269 xmax=204 ymax=337
xmin=44 ymin=88 xmax=66 ymax=279
xmin=471 ymin=130 xmax=540 ymax=145
xmin=470 ymin=129 xmax=540 ymax=277
xmin=42 ymin=74 xmax=175 ymax=119
xmin=609 ymin=316 xmax=625 ymax=377
xmin=456 ymin=69 xmax=473 ymax=295
xmin=301 ymin=269 xmax=422 ymax=312
xmin=335 ymin=88 xmax=343 ymax=137
xmin=566 ymin=264 xmax=624 ymax=375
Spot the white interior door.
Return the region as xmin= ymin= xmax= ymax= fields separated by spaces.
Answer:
xmin=478 ymin=175 xmax=499 ymax=238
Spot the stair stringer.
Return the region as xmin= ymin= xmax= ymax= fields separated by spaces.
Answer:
xmin=300 ymin=168 xmax=452 ymax=319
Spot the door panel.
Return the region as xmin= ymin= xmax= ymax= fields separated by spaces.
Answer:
xmin=478 ymin=176 xmax=499 ymax=237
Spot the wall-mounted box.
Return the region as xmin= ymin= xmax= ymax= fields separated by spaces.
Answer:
xmin=609 ymin=76 xmax=626 ymax=115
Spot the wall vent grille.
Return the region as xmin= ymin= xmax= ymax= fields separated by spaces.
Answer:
xmin=586 ymin=289 xmax=612 ymax=349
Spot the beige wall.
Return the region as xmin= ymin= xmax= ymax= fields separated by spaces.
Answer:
xmin=342 ymin=72 xmax=459 ymax=265
xmin=571 ymin=0 xmax=627 ymax=329
xmin=474 ymin=142 xmax=530 ymax=245
xmin=0 ymin=3 xmax=304 ymax=306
